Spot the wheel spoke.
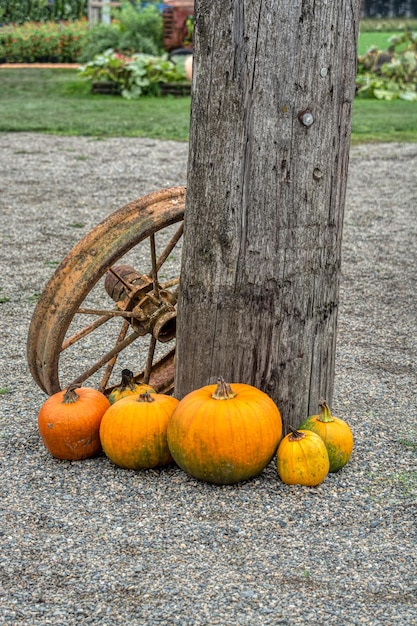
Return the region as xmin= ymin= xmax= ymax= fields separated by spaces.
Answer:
xmin=155 ymin=223 xmax=184 ymax=273
xmin=77 ymin=308 xmax=134 ymax=317
xmin=98 ymin=320 xmax=130 ymax=392
xmin=160 ymin=277 xmax=180 ymax=290
xmin=142 ymin=336 xmax=157 ymax=384
xmin=61 ymin=315 xmax=111 ymax=351
xmin=150 ymin=233 xmax=160 ymax=298
xmin=68 ymin=330 xmax=140 ymax=387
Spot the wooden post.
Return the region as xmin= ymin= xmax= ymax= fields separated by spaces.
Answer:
xmin=175 ymin=0 xmax=361 ymax=432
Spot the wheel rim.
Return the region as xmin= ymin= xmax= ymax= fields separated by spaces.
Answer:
xmin=27 ymin=187 xmax=185 ymax=396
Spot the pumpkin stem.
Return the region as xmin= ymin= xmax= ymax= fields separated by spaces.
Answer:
xmin=62 ymin=383 xmax=81 ymax=404
xmin=317 ymin=399 xmax=334 ymax=423
xmin=288 ymin=427 xmax=306 ymax=442
xmin=136 ymin=390 xmax=155 ymax=403
xmin=211 ymin=377 xmax=237 ymax=400
xmin=120 ymin=369 xmax=136 ymax=392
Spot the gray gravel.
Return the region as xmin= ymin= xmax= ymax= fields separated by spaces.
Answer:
xmin=1 ymin=133 xmax=416 ymax=625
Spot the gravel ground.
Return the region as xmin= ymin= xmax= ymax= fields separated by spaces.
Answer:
xmin=0 ymin=133 xmax=416 ymax=626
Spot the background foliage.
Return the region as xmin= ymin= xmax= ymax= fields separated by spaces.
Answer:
xmin=0 ymin=20 xmax=89 ymax=63
xmin=357 ymin=30 xmax=417 ymax=100
xmin=78 ymin=48 xmax=186 ymax=98
xmin=0 ymin=0 xmax=87 ymax=24
xmin=0 ymin=3 xmax=164 ymax=63
xmin=2 ymin=0 xmax=417 ymax=24
xmin=78 ymin=2 xmax=163 ymax=62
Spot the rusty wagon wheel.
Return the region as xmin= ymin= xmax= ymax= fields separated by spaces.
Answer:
xmin=27 ymin=186 xmax=185 ymax=397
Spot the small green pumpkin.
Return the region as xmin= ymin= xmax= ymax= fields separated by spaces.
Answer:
xmin=298 ymin=400 xmax=354 ymax=472
xmin=108 ymin=369 xmax=155 ymax=405
xmin=277 ymin=428 xmax=330 ymax=486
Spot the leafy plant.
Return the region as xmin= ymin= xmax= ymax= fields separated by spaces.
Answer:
xmin=0 ymin=0 xmax=87 ymax=24
xmin=356 ymin=31 xmax=417 ymax=100
xmin=360 ymin=19 xmax=417 ymax=32
xmin=0 ymin=20 xmax=89 ymax=63
xmin=78 ymin=48 xmax=187 ymax=98
xmin=116 ymin=1 xmax=163 ymax=52
xmin=76 ymin=23 xmax=121 ymax=62
xmin=77 ymin=1 xmax=163 ymax=62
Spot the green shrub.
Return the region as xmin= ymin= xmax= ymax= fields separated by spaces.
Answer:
xmin=0 ymin=20 xmax=89 ymax=63
xmin=76 ymin=23 xmax=121 ymax=62
xmin=78 ymin=48 xmax=187 ymax=98
xmin=0 ymin=0 xmax=87 ymax=24
xmin=77 ymin=2 xmax=163 ymax=62
xmin=360 ymin=18 xmax=417 ymax=32
xmin=356 ymin=31 xmax=417 ymax=100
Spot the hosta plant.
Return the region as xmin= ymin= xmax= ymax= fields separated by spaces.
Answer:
xmin=78 ymin=48 xmax=187 ymax=98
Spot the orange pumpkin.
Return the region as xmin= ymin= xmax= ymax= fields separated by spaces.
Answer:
xmin=108 ymin=369 xmax=155 ymax=405
xmin=38 ymin=384 xmax=110 ymax=460
xmin=277 ymin=428 xmax=329 ymax=486
xmin=298 ymin=399 xmax=354 ymax=472
xmin=167 ymin=378 xmax=282 ymax=485
xmin=99 ymin=391 xmax=179 ymax=469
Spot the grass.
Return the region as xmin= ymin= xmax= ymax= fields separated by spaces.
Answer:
xmin=0 ymin=69 xmax=191 ymax=141
xmin=351 ymin=99 xmax=417 ymax=144
xmin=357 ymin=31 xmax=397 ymax=56
xmin=0 ymin=68 xmax=416 ymax=144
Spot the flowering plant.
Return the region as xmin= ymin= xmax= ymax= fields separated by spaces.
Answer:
xmin=0 ymin=20 xmax=89 ymax=63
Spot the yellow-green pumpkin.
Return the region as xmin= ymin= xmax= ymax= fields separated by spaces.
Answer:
xmin=99 ymin=391 xmax=178 ymax=469
xmin=277 ymin=428 xmax=330 ymax=486
xmin=298 ymin=400 xmax=354 ymax=472
xmin=107 ymin=369 xmax=155 ymax=405
xmin=167 ymin=377 xmax=282 ymax=485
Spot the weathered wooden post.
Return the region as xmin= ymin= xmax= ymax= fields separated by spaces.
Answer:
xmin=175 ymin=0 xmax=361 ymax=432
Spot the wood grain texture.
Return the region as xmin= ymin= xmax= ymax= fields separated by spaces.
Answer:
xmin=175 ymin=0 xmax=361 ymax=431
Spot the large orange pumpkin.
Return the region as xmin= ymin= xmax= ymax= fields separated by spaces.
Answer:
xmin=276 ymin=428 xmax=329 ymax=486
xmin=38 ymin=384 xmax=110 ymax=460
xmin=108 ymin=369 xmax=155 ymax=405
xmin=99 ymin=391 xmax=179 ymax=469
xmin=167 ymin=378 xmax=282 ymax=485
xmin=298 ymin=399 xmax=354 ymax=472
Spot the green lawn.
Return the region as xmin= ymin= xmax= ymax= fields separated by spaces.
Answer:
xmin=357 ymin=31 xmax=397 ymax=56
xmin=0 ymin=68 xmax=416 ymax=144
xmin=351 ymin=99 xmax=417 ymax=144
xmin=0 ymin=69 xmax=191 ymax=141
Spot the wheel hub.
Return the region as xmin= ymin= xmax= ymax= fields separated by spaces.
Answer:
xmin=104 ymin=264 xmax=177 ymax=343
